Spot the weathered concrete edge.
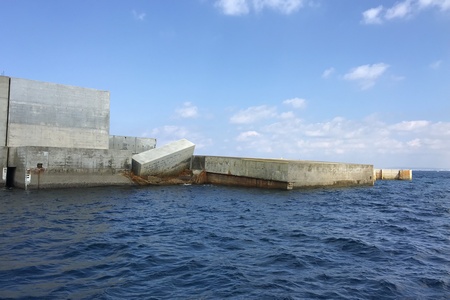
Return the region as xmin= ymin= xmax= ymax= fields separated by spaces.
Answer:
xmin=8 ymin=146 xmax=135 ymax=189
xmin=374 ymin=169 xmax=412 ymax=180
xmin=132 ymin=139 xmax=195 ymax=177
xmin=191 ymin=155 xmax=374 ymax=190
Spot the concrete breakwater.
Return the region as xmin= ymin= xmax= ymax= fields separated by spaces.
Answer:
xmin=126 ymin=155 xmax=376 ymax=190
xmin=190 ymin=156 xmax=375 ymax=190
xmin=128 ymin=141 xmax=375 ymax=190
xmin=0 ymin=76 xmax=410 ymax=190
xmin=374 ymin=169 xmax=412 ymax=180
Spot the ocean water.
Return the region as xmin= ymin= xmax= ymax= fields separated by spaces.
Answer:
xmin=0 ymin=171 xmax=449 ymax=299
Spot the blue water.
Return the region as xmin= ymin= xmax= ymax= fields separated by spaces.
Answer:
xmin=0 ymin=171 xmax=449 ymax=299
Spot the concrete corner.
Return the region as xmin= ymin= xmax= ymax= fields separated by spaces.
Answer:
xmin=132 ymin=139 xmax=195 ymax=177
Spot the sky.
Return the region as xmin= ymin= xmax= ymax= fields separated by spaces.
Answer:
xmin=1 ymin=0 xmax=449 ymax=169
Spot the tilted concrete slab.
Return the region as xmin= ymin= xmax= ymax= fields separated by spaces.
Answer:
xmin=192 ymin=156 xmax=374 ymax=190
xmin=132 ymin=139 xmax=195 ymax=177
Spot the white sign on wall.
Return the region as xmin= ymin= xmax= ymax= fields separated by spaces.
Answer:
xmin=25 ymin=169 xmax=31 ymax=187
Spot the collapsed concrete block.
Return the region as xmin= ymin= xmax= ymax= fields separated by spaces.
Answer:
xmin=132 ymin=139 xmax=195 ymax=177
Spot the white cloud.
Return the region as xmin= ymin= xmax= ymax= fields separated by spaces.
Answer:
xmin=418 ymin=0 xmax=450 ymax=10
xmin=132 ymin=10 xmax=146 ymax=21
xmin=362 ymin=6 xmax=384 ymax=24
xmin=391 ymin=74 xmax=406 ymax=81
xmin=407 ymin=138 xmax=422 ymax=147
xmin=228 ymin=114 xmax=450 ymax=168
xmin=430 ymin=60 xmax=443 ymax=69
xmin=385 ymin=0 xmax=414 ymax=20
xmin=215 ymin=0 xmax=250 ymax=15
xmin=429 ymin=121 xmax=450 ymax=137
xmin=215 ymin=0 xmax=304 ymax=15
xmin=150 ymin=125 xmax=188 ymax=137
xmin=146 ymin=99 xmax=450 ymax=168
xmin=283 ymin=97 xmax=307 ymax=109
xmin=175 ymin=102 xmax=199 ymax=118
xmin=280 ymin=111 xmax=295 ymax=119
xmin=253 ymin=0 xmax=304 ymax=14
xmin=390 ymin=120 xmax=430 ymax=131
xmin=343 ymin=63 xmax=390 ymax=90
xmin=230 ymin=105 xmax=277 ymax=124
xmin=322 ymin=67 xmax=335 ymax=78
xmin=237 ymin=130 xmax=261 ymax=141
xmin=146 ymin=125 xmax=213 ymax=150
xmin=363 ymin=0 xmax=450 ymax=24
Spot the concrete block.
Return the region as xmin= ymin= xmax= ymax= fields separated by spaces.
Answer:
xmin=399 ymin=170 xmax=412 ymax=180
xmin=109 ymin=135 xmax=156 ymax=153
xmin=132 ymin=139 xmax=195 ymax=177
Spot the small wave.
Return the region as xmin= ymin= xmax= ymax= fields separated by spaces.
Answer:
xmin=419 ymin=277 xmax=449 ymax=289
xmin=259 ymin=252 xmax=307 ymax=269
xmin=1 ymin=173 xmax=449 ymax=299
xmin=324 ymin=236 xmax=384 ymax=258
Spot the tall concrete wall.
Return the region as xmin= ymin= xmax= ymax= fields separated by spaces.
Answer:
xmin=10 ymin=146 xmax=133 ymax=189
xmin=0 ymin=76 xmax=9 ymax=146
xmin=109 ymin=135 xmax=156 ymax=154
xmin=7 ymin=78 xmax=110 ymax=149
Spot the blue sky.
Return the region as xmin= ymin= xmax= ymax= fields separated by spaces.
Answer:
xmin=2 ymin=0 xmax=449 ymax=169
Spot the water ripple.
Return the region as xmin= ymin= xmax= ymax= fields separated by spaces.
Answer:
xmin=0 ymin=171 xmax=449 ymax=299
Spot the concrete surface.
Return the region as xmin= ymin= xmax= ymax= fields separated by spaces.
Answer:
xmin=374 ymin=169 xmax=412 ymax=180
xmin=0 ymin=147 xmax=7 ymax=184
xmin=109 ymin=135 xmax=156 ymax=153
xmin=287 ymin=161 xmax=374 ymax=188
xmin=204 ymin=156 xmax=289 ymax=182
xmin=132 ymin=139 xmax=195 ymax=177
xmin=10 ymin=146 xmax=133 ymax=189
xmin=7 ymin=77 xmax=110 ymax=149
xmin=0 ymin=76 xmax=9 ymax=146
xmin=192 ymin=156 xmax=374 ymax=190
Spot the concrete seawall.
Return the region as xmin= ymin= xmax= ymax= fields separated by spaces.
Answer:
xmin=132 ymin=139 xmax=195 ymax=177
xmin=375 ymin=169 xmax=412 ymax=180
xmin=0 ymin=76 xmax=410 ymax=190
xmin=109 ymin=136 xmax=156 ymax=154
xmin=192 ymin=156 xmax=374 ymax=190
xmin=8 ymin=147 xmax=133 ymax=189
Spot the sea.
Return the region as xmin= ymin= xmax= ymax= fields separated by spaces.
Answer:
xmin=0 ymin=171 xmax=449 ymax=299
